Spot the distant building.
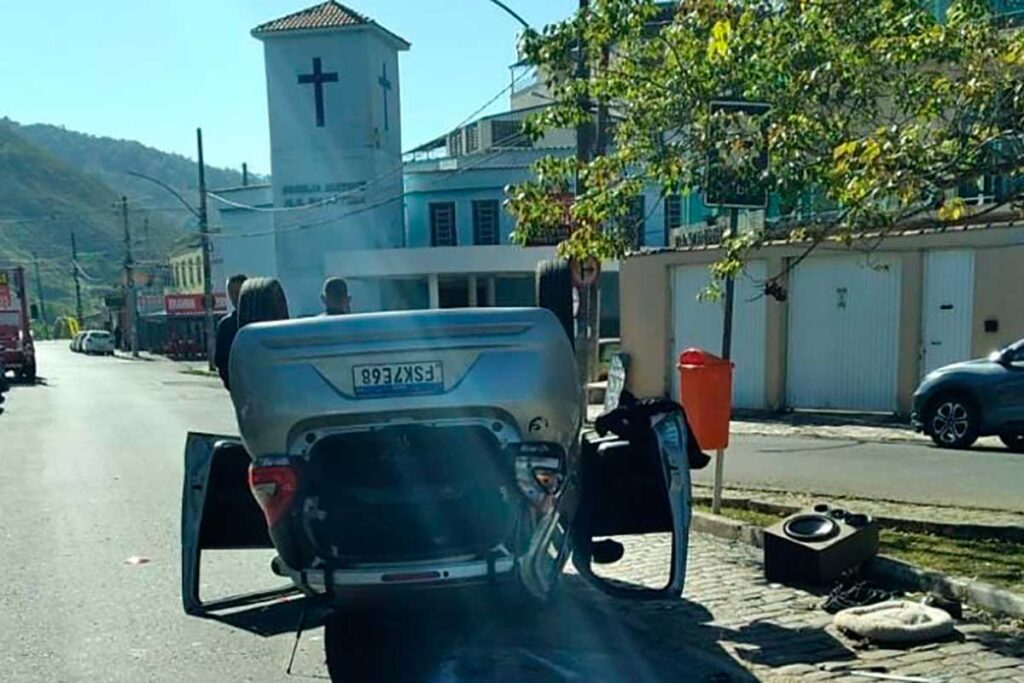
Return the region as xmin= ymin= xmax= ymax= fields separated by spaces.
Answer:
xmin=209 ymin=1 xmax=664 ymax=331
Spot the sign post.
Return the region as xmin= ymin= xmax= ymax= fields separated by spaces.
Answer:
xmin=704 ymin=100 xmax=770 ymax=514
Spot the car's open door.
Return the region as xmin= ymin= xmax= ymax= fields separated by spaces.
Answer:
xmin=182 ymin=432 xmax=295 ymax=615
xmin=573 ymin=401 xmax=696 ymax=600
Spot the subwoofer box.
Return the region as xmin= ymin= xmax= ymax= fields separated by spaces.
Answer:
xmin=763 ymin=505 xmax=879 ymax=586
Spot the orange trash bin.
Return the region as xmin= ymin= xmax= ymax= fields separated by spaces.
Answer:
xmin=677 ymin=348 xmax=733 ymax=450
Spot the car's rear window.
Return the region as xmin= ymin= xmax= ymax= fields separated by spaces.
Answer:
xmin=90 ymin=332 xmax=112 ymax=339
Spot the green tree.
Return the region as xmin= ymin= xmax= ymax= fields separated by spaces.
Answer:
xmin=506 ymin=0 xmax=1024 ymax=289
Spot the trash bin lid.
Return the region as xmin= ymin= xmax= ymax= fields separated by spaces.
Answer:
xmin=678 ymin=347 xmax=730 ymax=367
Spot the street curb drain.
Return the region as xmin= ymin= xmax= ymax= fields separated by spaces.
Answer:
xmin=692 ymin=511 xmax=1024 ymax=621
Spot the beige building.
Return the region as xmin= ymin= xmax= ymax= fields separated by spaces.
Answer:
xmin=169 ymin=245 xmax=205 ymax=295
xmin=620 ymin=221 xmax=1024 ymax=416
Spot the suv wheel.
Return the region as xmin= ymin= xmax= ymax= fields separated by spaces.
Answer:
xmin=998 ymin=433 xmax=1024 ymax=453
xmin=536 ymin=260 xmax=575 ymax=347
xmin=927 ymin=396 xmax=979 ymax=450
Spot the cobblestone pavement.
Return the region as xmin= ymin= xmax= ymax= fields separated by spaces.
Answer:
xmin=578 ymin=532 xmax=1024 ymax=682
xmin=691 ymin=483 xmax=1024 ymax=529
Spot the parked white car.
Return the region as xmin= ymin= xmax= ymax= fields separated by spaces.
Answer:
xmin=70 ymin=332 xmax=86 ymax=352
xmin=81 ymin=330 xmax=115 ymax=356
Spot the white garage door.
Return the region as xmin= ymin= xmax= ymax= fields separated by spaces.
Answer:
xmin=671 ymin=262 xmax=767 ymax=409
xmin=786 ymin=255 xmax=902 ymax=411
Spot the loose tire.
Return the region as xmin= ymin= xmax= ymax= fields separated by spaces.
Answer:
xmin=20 ymin=360 xmax=36 ymax=384
xmin=536 ymin=259 xmax=574 ymax=346
xmin=927 ymin=394 xmax=979 ymax=450
xmin=998 ymin=433 xmax=1024 ymax=453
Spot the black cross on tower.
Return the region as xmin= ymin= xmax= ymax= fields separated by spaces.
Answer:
xmin=297 ymin=57 xmax=338 ymax=128
xmin=378 ymin=63 xmax=392 ymax=131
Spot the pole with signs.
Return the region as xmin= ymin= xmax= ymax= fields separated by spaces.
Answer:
xmin=704 ymin=100 xmax=770 ymax=515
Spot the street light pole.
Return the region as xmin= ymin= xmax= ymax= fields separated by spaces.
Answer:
xmin=196 ymin=128 xmax=217 ymax=372
xmin=486 ymin=0 xmax=531 ymax=29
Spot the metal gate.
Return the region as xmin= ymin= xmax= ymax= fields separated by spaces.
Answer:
xmin=921 ymin=250 xmax=975 ymax=376
xmin=671 ymin=261 xmax=767 ymax=409
xmin=786 ymin=255 xmax=902 ymax=411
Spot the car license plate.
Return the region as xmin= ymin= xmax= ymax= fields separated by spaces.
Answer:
xmin=352 ymin=361 xmax=444 ymax=397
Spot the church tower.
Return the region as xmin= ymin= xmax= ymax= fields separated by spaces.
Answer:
xmin=253 ymin=1 xmax=409 ymax=314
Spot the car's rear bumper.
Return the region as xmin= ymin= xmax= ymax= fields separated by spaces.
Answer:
xmin=284 ymin=546 xmax=518 ymax=599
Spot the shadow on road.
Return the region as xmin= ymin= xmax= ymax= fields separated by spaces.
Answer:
xmin=191 ymin=577 xmax=761 ymax=681
xmin=319 ymin=581 xmax=759 ymax=682
xmin=199 ymin=595 xmax=333 ymax=638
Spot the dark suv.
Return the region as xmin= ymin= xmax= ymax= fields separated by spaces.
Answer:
xmin=912 ymin=338 xmax=1024 ymax=451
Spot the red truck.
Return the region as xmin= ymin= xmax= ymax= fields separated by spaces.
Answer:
xmin=0 ymin=267 xmax=36 ymax=382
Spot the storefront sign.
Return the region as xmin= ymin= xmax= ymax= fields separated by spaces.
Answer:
xmin=165 ymin=293 xmax=227 ymax=316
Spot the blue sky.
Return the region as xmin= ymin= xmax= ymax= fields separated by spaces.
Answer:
xmin=0 ymin=0 xmax=575 ymax=174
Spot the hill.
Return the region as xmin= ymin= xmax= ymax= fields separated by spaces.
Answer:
xmin=0 ymin=122 xmax=184 ymax=322
xmin=9 ymin=120 xmax=268 ymax=233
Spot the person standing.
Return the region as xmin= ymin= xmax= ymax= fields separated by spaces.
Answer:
xmin=321 ymin=277 xmax=351 ymax=316
xmin=214 ymin=273 xmax=247 ymax=389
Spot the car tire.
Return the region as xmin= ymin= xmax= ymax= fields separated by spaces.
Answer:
xmin=927 ymin=394 xmax=979 ymax=450
xmin=536 ymin=259 xmax=574 ymax=346
xmin=237 ymin=277 xmax=289 ymax=328
xmin=998 ymin=433 xmax=1024 ymax=453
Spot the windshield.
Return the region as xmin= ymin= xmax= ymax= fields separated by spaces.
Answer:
xmin=4 ymin=1 xmax=1024 ymax=681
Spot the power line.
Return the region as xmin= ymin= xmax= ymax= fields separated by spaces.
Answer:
xmin=214 ymin=129 xmax=539 ymax=241
xmin=206 ymin=69 xmax=537 ymax=216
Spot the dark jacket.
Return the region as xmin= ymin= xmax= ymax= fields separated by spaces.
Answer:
xmin=214 ymin=311 xmax=239 ymax=389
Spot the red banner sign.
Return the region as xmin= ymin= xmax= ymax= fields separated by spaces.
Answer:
xmin=164 ymin=293 xmax=227 ymax=316
xmin=0 ymin=286 xmax=11 ymax=310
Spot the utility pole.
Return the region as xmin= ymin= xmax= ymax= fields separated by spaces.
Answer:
xmin=31 ymin=252 xmax=47 ymax=327
xmin=70 ymin=231 xmax=84 ymax=327
xmin=122 ymin=196 xmax=140 ymax=358
xmin=196 ymin=128 xmax=216 ymax=372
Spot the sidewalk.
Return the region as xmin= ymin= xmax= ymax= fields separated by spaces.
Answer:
xmin=587 ymin=404 xmax=1010 ymax=447
xmin=584 ymin=532 xmax=1024 ymax=682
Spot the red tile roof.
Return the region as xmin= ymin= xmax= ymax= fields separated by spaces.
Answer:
xmin=252 ymin=1 xmax=369 ymax=35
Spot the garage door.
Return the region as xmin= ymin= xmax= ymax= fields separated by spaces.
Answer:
xmin=671 ymin=262 xmax=767 ymax=409
xmin=786 ymin=255 xmax=901 ymax=411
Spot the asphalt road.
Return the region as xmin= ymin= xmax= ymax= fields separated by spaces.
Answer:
xmin=0 ymin=343 xmax=738 ymax=682
xmin=692 ymin=433 xmax=1024 ymax=512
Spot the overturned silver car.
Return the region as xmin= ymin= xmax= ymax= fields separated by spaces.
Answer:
xmin=182 ymin=306 xmax=696 ymax=614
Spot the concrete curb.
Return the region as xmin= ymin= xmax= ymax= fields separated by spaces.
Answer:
xmin=692 ymin=495 xmax=1024 ymax=544
xmin=692 ymin=511 xmax=1024 ymax=620
xmin=731 ymin=423 xmax=927 ymax=446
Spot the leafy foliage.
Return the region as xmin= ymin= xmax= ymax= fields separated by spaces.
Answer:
xmin=506 ymin=0 xmax=1024 ymax=281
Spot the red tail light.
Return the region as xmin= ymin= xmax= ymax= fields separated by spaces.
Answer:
xmin=248 ymin=461 xmax=299 ymax=527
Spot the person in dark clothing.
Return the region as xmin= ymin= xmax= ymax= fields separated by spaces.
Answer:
xmin=321 ymin=277 xmax=351 ymax=315
xmin=214 ymin=273 xmax=247 ymax=389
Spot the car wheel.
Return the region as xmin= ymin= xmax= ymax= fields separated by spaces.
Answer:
xmin=998 ymin=433 xmax=1024 ymax=453
xmin=927 ymin=395 xmax=979 ymax=449
xmin=237 ymin=277 xmax=289 ymax=328
xmin=19 ymin=363 xmax=36 ymax=384
xmin=536 ymin=259 xmax=574 ymax=347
